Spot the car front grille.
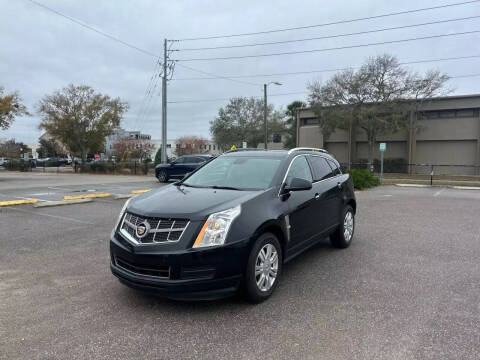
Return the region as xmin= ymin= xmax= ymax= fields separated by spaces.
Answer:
xmin=120 ymin=212 xmax=189 ymax=244
xmin=114 ymin=256 xmax=170 ymax=278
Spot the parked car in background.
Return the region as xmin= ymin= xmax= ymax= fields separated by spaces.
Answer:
xmin=0 ymin=158 xmax=11 ymax=167
xmin=155 ymin=154 xmax=213 ymax=182
xmin=111 ymin=148 xmax=356 ymax=302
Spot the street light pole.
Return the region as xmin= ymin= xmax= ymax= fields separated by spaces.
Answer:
xmin=263 ymin=82 xmax=282 ymax=150
xmin=264 ymin=84 xmax=267 ymax=150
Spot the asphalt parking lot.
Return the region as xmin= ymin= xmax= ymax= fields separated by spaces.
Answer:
xmin=1 ymin=174 xmax=479 ymax=359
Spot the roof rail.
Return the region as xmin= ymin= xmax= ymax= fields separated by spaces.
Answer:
xmin=287 ymin=147 xmax=328 ymax=154
xmin=225 ymin=148 xmax=267 ymax=153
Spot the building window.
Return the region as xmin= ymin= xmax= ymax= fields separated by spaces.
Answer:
xmin=456 ymin=109 xmax=475 ymax=117
xmin=272 ymin=134 xmax=282 ymax=143
xmin=301 ymin=118 xmax=320 ymax=126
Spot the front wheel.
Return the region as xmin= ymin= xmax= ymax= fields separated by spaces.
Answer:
xmin=156 ymin=169 xmax=168 ymax=183
xmin=244 ymin=232 xmax=282 ymax=303
xmin=330 ymin=205 xmax=355 ymax=249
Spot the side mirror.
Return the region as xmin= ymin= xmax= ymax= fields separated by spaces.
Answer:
xmin=284 ymin=177 xmax=312 ymax=192
xmin=170 ymin=161 xmax=176 ymax=166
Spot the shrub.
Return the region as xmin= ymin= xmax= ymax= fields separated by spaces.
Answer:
xmin=348 ymin=169 xmax=380 ymax=190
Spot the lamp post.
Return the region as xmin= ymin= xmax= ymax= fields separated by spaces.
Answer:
xmin=264 ymin=82 xmax=282 ymax=149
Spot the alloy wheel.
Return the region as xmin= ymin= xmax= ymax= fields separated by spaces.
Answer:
xmin=255 ymin=243 xmax=279 ymax=292
xmin=343 ymin=211 xmax=354 ymax=242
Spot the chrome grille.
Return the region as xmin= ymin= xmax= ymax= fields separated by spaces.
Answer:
xmin=120 ymin=212 xmax=189 ymax=244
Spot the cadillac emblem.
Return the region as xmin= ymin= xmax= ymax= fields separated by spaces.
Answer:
xmin=136 ymin=221 xmax=150 ymax=238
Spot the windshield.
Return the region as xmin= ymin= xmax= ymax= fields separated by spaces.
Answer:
xmin=182 ymin=156 xmax=282 ymax=190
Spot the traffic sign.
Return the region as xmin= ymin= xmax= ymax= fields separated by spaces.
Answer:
xmin=379 ymin=142 xmax=386 ymax=152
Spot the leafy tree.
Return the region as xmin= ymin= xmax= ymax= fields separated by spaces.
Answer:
xmin=38 ymin=85 xmax=128 ymax=163
xmin=0 ymin=139 xmax=32 ymax=158
xmin=283 ymin=100 xmax=306 ymax=149
xmin=0 ymin=87 xmax=29 ymax=130
xmin=175 ymin=136 xmax=209 ymax=156
xmin=37 ymin=137 xmax=66 ymax=158
xmin=308 ymin=54 xmax=449 ymax=169
xmin=154 ymin=147 xmax=162 ymax=165
xmin=210 ymin=97 xmax=284 ymax=149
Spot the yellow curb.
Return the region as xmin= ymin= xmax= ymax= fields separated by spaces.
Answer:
xmin=62 ymin=192 xmax=111 ymax=200
xmin=131 ymin=189 xmax=151 ymax=194
xmin=0 ymin=198 xmax=38 ymax=207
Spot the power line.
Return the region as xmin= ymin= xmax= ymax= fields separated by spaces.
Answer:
xmin=26 ymin=0 xmax=161 ymax=58
xmin=173 ymin=0 xmax=480 ymax=41
xmin=173 ymin=54 xmax=480 ymax=80
xmin=168 ymin=91 xmax=308 ymax=104
xmin=167 ymin=74 xmax=480 ymax=104
xmin=25 ymin=0 xmax=251 ymax=87
xmin=176 ymin=16 xmax=480 ymax=51
xmin=175 ymin=63 xmax=261 ymax=86
xmin=175 ymin=30 xmax=480 ymax=61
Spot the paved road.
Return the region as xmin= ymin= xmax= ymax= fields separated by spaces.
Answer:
xmin=0 ymin=180 xmax=479 ymax=359
xmin=0 ymin=172 xmax=161 ymax=201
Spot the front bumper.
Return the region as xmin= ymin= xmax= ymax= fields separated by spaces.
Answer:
xmin=110 ymin=231 xmax=249 ymax=300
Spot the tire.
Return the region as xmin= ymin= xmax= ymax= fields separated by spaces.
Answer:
xmin=157 ymin=169 xmax=168 ymax=183
xmin=330 ymin=205 xmax=355 ymax=249
xmin=245 ymin=232 xmax=283 ymax=303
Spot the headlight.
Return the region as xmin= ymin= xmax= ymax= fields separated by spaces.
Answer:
xmin=114 ymin=198 xmax=131 ymax=230
xmin=193 ymin=205 xmax=241 ymax=248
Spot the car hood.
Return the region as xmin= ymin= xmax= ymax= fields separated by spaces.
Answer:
xmin=127 ymin=184 xmax=263 ymax=220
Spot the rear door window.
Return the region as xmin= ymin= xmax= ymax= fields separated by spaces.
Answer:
xmin=327 ymin=159 xmax=341 ymax=176
xmin=309 ymin=156 xmax=333 ymax=181
xmin=286 ymin=156 xmax=313 ymax=185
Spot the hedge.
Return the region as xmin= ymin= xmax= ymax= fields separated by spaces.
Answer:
xmin=348 ymin=169 xmax=380 ymax=190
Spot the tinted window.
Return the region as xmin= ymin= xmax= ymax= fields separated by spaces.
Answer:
xmin=183 ymin=156 xmax=282 ymax=190
xmin=327 ymin=159 xmax=341 ymax=176
xmin=175 ymin=157 xmax=185 ymax=164
xmin=309 ymin=156 xmax=333 ymax=181
xmin=286 ymin=156 xmax=313 ymax=185
xmin=189 ymin=157 xmax=204 ymax=164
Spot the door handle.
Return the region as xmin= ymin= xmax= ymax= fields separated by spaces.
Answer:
xmin=314 ymin=193 xmax=320 ymax=200
xmin=337 ymin=182 xmax=342 ymax=189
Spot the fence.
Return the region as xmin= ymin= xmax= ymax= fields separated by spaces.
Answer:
xmin=1 ymin=159 xmax=156 ymax=175
xmin=344 ymin=162 xmax=479 ymax=176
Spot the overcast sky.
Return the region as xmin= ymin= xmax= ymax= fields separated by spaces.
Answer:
xmin=1 ymin=0 xmax=479 ymax=144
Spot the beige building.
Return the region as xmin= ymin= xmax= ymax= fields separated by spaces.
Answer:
xmin=297 ymin=94 xmax=480 ymax=175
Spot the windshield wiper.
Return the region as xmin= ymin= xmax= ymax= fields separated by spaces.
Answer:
xmin=209 ymin=185 xmax=242 ymax=191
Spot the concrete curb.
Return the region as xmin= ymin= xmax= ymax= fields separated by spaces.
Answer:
xmin=451 ymin=186 xmax=480 ymax=190
xmin=0 ymin=198 xmax=38 ymax=207
xmin=63 ymin=192 xmax=111 ymax=200
xmin=33 ymin=198 xmax=93 ymax=208
xmin=395 ymin=184 xmax=430 ymax=188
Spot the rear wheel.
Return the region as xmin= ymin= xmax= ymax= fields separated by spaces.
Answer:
xmin=157 ymin=169 xmax=168 ymax=183
xmin=330 ymin=205 xmax=355 ymax=249
xmin=245 ymin=232 xmax=282 ymax=303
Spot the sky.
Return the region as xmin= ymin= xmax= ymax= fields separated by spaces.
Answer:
xmin=1 ymin=0 xmax=480 ymax=144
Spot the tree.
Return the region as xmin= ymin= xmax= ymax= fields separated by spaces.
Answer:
xmin=154 ymin=147 xmax=162 ymax=165
xmin=210 ymin=97 xmax=284 ymax=149
xmin=175 ymin=136 xmax=209 ymax=156
xmin=308 ymin=54 xmax=449 ymax=169
xmin=112 ymin=137 xmax=154 ymax=161
xmin=0 ymin=139 xmax=32 ymax=158
xmin=283 ymin=100 xmax=306 ymax=149
xmin=37 ymin=137 xmax=66 ymax=158
xmin=0 ymin=87 xmax=29 ymax=130
xmin=38 ymin=85 xmax=128 ymax=163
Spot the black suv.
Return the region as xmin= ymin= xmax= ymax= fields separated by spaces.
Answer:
xmin=155 ymin=154 xmax=213 ymax=182
xmin=110 ymin=148 xmax=356 ymax=302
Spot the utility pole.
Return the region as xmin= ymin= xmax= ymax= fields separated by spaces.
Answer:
xmin=264 ymin=84 xmax=268 ymax=150
xmin=263 ymin=82 xmax=282 ymax=150
xmin=161 ymin=38 xmax=168 ymax=164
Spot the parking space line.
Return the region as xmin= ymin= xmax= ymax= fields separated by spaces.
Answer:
xmin=63 ymin=192 xmax=111 ymax=200
xmin=0 ymin=199 xmax=38 ymax=207
xmin=433 ymin=188 xmax=446 ymax=197
xmin=131 ymin=189 xmax=151 ymax=194
xmin=7 ymin=207 xmax=93 ymax=224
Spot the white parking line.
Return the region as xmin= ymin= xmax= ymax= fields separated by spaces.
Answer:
xmin=7 ymin=207 xmax=93 ymax=224
xmin=433 ymin=188 xmax=445 ymax=197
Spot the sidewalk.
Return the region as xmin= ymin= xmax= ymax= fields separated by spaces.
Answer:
xmin=381 ymin=173 xmax=480 ymax=187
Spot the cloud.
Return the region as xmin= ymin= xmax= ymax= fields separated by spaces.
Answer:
xmin=1 ymin=0 xmax=479 ymax=144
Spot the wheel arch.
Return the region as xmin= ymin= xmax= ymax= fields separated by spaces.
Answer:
xmin=250 ymin=219 xmax=287 ymax=261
